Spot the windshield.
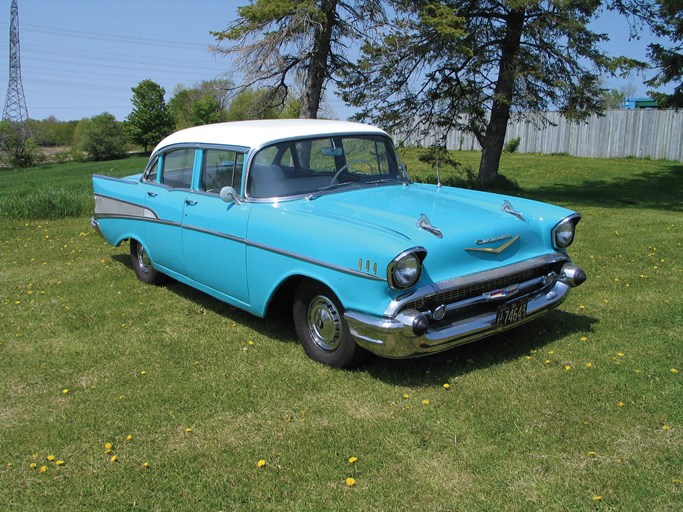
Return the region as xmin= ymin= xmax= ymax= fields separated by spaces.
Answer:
xmin=247 ymin=134 xmax=409 ymax=198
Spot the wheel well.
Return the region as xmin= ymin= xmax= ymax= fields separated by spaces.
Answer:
xmin=266 ymin=275 xmax=314 ymax=318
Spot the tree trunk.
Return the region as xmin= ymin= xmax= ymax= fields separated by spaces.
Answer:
xmin=478 ymin=8 xmax=526 ymax=187
xmin=300 ymin=0 xmax=337 ymax=119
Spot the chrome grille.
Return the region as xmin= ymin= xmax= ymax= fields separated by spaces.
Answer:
xmin=405 ymin=262 xmax=563 ymax=311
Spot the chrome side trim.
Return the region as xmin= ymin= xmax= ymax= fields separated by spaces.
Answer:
xmin=93 ymin=206 xmax=386 ymax=283
xmin=94 ymin=194 xmax=158 ymax=220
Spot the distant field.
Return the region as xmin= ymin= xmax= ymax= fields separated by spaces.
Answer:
xmin=0 ymin=152 xmax=681 ymax=510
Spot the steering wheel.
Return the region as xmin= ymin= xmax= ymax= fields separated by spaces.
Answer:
xmin=331 ymin=160 xmax=373 ymax=183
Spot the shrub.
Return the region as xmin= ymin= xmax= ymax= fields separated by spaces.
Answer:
xmin=0 ymin=121 xmax=44 ymax=168
xmin=503 ymin=137 xmax=521 ymax=153
xmin=75 ymin=112 xmax=127 ymax=161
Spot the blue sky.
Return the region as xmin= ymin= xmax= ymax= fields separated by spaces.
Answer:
xmin=0 ymin=0 xmax=671 ymax=122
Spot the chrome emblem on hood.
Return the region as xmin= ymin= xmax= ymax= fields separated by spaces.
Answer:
xmin=465 ymin=234 xmax=520 ymax=254
xmin=501 ymin=200 xmax=525 ymax=222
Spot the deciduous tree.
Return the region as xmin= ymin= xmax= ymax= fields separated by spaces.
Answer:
xmin=645 ymin=0 xmax=682 ymax=107
xmin=124 ymin=79 xmax=174 ymax=152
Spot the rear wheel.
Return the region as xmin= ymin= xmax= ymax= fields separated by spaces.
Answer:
xmin=293 ymin=281 xmax=366 ymax=368
xmin=130 ymin=239 xmax=166 ymax=285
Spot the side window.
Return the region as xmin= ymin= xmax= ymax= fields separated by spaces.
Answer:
xmin=144 ymin=156 xmax=160 ymax=183
xmin=161 ymin=148 xmax=195 ymax=189
xmin=200 ymin=149 xmax=245 ymax=193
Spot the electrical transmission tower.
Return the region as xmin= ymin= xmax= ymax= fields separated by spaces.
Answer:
xmin=3 ymin=0 xmax=29 ymax=125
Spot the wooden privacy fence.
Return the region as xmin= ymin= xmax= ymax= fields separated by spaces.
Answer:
xmin=397 ymin=110 xmax=683 ymax=162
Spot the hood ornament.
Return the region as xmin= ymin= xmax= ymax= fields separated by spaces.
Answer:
xmin=416 ymin=213 xmax=443 ymax=239
xmin=501 ymin=200 xmax=525 ymax=222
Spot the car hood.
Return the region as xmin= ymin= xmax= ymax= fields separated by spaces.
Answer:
xmin=297 ymin=182 xmax=574 ymax=283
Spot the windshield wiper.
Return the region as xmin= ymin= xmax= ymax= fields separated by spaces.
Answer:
xmin=306 ymin=181 xmax=356 ymax=200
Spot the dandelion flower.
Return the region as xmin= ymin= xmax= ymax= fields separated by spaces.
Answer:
xmin=580 ymin=337 xmax=588 ymax=342
xmin=662 ymin=424 xmax=671 ymax=431
xmin=587 ymin=451 xmax=598 ymax=458
xmin=143 ymin=462 xmax=150 ymax=469
xmin=184 ymin=427 xmax=192 ymax=433
xmin=544 ymin=359 xmax=551 ymax=364
xmin=422 ymin=399 xmax=430 ymax=405
xmin=29 ymin=463 xmax=37 ymax=469
xmin=62 ymin=389 xmax=69 ymax=395
xmin=617 ymin=401 xmax=625 ymax=407
xmin=39 ymin=465 xmax=47 ymax=473
xmin=257 ymin=459 xmax=266 ymax=468
xmin=55 ymin=460 xmax=65 ymax=466
xmin=564 ymin=365 xmax=572 ymax=371
xmin=585 ymin=363 xmax=593 ymax=368
xmin=140 ymin=370 xmax=146 ymax=376
xmin=345 ymin=477 xmax=356 ymax=487
xmin=348 ymin=456 xmax=358 ymax=464
xmin=443 ymin=383 xmax=450 ymax=389
xmin=104 ymin=442 xmax=112 ymax=450
xmin=110 ymin=455 xmax=118 ymax=463
xmin=617 ymin=352 xmax=624 ymax=357
xmin=671 ymin=368 xmax=679 ymax=374
xmin=126 ymin=435 xmax=133 ymax=441
xmin=46 ymin=455 xmax=55 ymax=462
xmin=579 ymin=305 xmax=586 ymax=310
xmin=593 ymin=495 xmax=602 ymax=501
xmin=247 ymin=340 xmax=254 ymax=346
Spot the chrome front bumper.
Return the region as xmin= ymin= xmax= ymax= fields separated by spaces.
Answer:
xmin=345 ymin=263 xmax=585 ymax=359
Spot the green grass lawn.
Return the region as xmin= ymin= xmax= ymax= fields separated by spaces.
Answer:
xmin=1 ymin=152 xmax=681 ymax=510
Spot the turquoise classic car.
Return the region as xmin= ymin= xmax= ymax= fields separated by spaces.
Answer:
xmin=92 ymin=119 xmax=586 ymax=368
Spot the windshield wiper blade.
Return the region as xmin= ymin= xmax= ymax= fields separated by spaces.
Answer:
xmin=306 ymin=181 xmax=356 ymax=200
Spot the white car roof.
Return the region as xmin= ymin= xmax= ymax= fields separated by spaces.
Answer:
xmin=152 ymin=119 xmax=389 ymax=154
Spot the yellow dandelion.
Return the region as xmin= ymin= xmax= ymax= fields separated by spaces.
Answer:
xmin=579 ymin=305 xmax=585 ymax=310
xmin=603 ymin=299 xmax=609 ymax=304
xmin=402 ymin=393 xmax=410 ymax=399
xmin=62 ymin=389 xmax=69 ymax=395
xmin=110 ymin=455 xmax=118 ymax=463
xmin=585 ymin=363 xmax=593 ymax=368
xmin=587 ymin=451 xmax=598 ymax=458
xmin=104 ymin=449 xmax=112 ymax=455
xmin=593 ymin=495 xmax=602 ymax=501
xmin=29 ymin=463 xmax=37 ymax=469
xmin=247 ymin=340 xmax=254 ymax=346
xmin=617 ymin=352 xmax=625 ymax=357
xmin=257 ymin=459 xmax=266 ymax=468
xmin=104 ymin=442 xmax=112 ymax=450
xmin=544 ymin=359 xmax=551 ymax=364
xmin=126 ymin=435 xmax=133 ymax=441
xmin=443 ymin=383 xmax=450 ymax=389
xmin=525 ymin=355 xmax=532 ymax=360
xmin=46 ymin=455 xmax=55 ymax=462
xmin=671 ymin=368 xmax=679 ymax=374
xmin=617 ymin=401 xmax=625 ymax=407
xmin=348 ymin=456 xmax=358 ymax=464
xmin=345 ymin=477 xmax=356 ymax=487
xmin=184 ymin=427 xmax=193 ymax=433
xmin=422 ymin=399 xmax=430 ymax=405
xmin=564 ymin=365 xmax=572 ymax=371
xmin=55 ymin=460 xmax=65 ymax=466
xmin=548 ymin=350 xmax=555 ymax=355
xmin=39 ymin=465 xmax=47 ymax=473
xmin=662 ymin=424 xmax=671 ymax=431
xmin=140 ymin=370 xmax=146 ymax=376
xmin=143 ymin=462 xmax=150 ymax=469
xmin=580 ymin=337 xmax=588 ymax=342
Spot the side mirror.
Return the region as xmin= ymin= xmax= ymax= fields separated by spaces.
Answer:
xmin=219 ymin=186 xmax=241 ymax=205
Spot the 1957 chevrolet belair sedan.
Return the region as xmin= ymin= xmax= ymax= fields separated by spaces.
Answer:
xmin=92 ymin=119 xmax=586 ymax=367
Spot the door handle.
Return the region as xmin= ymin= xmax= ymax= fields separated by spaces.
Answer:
xmin=185 ymin=199 xmax=198 ymax=206
xmin=147 ymin=191 xmax=157 ymax=198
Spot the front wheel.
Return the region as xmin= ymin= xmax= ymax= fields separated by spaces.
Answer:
xmin=130 ymin=239 xmax=166 ymax=285
xmin=293 ymin=282 xmax=366 ymax=368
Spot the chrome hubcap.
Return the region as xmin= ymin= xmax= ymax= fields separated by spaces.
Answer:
xmin=137 ymin=244 xmax=151 ymax=274
xmin=307 ymin=295 xmax=342 ymax=352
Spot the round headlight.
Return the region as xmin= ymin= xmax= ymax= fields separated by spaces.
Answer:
xmin=388 ymin=250 xmax=425 ymax=289
xmin=553 ymin=218 xmax=576 ymax=248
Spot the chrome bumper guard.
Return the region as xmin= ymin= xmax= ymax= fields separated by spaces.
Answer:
xmin=345 ymin=263 xmax=586 ymax=359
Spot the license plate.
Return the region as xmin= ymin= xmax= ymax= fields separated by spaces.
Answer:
xmin=496 ymin=299 xmax=528 ymax=327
